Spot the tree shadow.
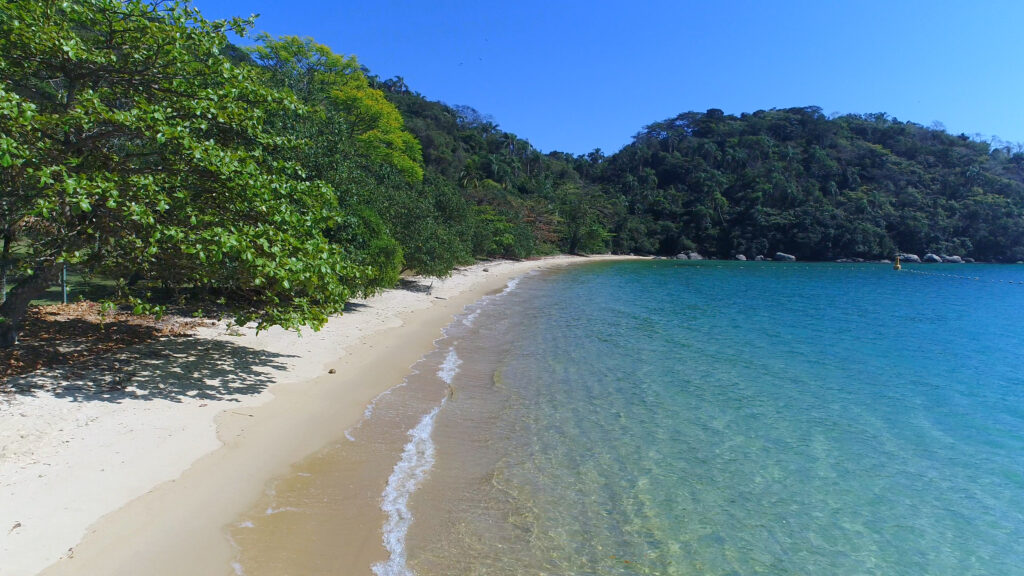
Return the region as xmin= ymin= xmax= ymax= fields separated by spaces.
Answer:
xmin=1 ymin=304 xmax=209 ymax=379
xmin=397 ymin=278 xmax=434 ymax=294
xmin=2 ymin=332 xmax=298 ymax=404
xmin=343 ymin=301 xmax=368 ymax=312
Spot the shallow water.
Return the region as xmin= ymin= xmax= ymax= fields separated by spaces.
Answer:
xmin=411 ymin=261 xmax=1024 ymax=575
xmin=233 ymin=261 xmax=1024 ymax=575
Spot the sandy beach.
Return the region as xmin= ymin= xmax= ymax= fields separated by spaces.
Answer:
xmin=0 ymin=255 xmax=637 ymax=576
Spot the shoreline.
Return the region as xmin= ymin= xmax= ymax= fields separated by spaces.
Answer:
xmin=0 ymin=254 xmax=641 ymax=576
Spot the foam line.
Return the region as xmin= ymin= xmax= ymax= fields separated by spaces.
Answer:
xmin=371 ymin=399 xmax=447 ymax=576
xmin=372 ymin=347 xmax=460 ymax=575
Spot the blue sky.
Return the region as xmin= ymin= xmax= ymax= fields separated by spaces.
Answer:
xmin=195 ymin=0 xmax=1024 ymax=155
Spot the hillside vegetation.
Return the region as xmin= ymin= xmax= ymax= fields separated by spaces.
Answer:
xmin=2 ymin=0 xmax=1022 ymax=345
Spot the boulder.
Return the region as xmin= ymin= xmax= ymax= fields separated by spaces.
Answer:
xmin=878 ymin=259 xmax=892 ymax=264
xmin=836 ymin=258 xmax=854 ymax=263
xmin=923 ymin=253 xmax=942 ymax=263
xmin=687 ymin=251 xmax=704 ymax=260
xmin=754 ymin=255 xmax=765 ymax=261
xmin=674 ymin=253 xmax=687 ymax=260
xmin=963 ymin=257 xmax=975 ymax=263
xmin=773 ymin=252 xmax=796 ymax=262
xmin=941 ymin=255 xmax=964 ymax=263
xmin=898 ymin=253 xmax=922 ymax=263
xmin=734 ymin=254 xmax=747 ymax=261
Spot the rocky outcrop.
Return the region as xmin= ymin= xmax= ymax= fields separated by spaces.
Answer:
xmin=773 ymin=252 xmax=796 ymax=262
xmin=675 ymin=251 xmax=705 ymax=260
xmin=898 ymin=253 xmax=922 ymax=263
xmin=735 ymin=254 xmax=747 ymax=261
xmin=941 ymin=255 xmax=964 ymax=263
xmin=963 ymin=257 xmax=975 ymax=263
xmin=923 ymin=253 xmax=942 ymax=263
xmin=754 ymin=255 xmax=765 ymax=261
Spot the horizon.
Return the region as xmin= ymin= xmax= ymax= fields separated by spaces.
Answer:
xmin=196 ymin=0 xmax=1024 ymax=156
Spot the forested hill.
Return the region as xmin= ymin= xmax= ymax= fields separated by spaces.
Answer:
xmin=593 ymin=108 xmax=1024 ymax=261
xmin=2 ymin=1 xmax=1023 ymax=344
xmin=380 ymin=89 xmax=1024 ymax=262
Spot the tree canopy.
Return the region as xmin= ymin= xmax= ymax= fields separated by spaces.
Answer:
xmin=591 ymin=108 xmax=1024 ymax=261
xmin=0 ymin=0 xmax=362 ymax=343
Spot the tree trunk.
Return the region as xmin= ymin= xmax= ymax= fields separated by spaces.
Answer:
xmin=0 ymin=263 xmax=60 ymax=348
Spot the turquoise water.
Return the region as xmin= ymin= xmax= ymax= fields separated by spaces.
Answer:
xmin=407 ymin=261 xmax=1024 ymax=575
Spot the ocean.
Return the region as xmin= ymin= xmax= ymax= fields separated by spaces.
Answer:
xmin=236 ymin=260 xmax=1024 ymax=575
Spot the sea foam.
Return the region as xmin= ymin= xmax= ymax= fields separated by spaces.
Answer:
xmin=462 ymin=309 xmax=481 ymax=327
xmin=372 ymin=348 xmax=459 ymax=576
xmin=499 ymin=276 xmax=522 ymax=296
xmin=437 ymin=347 xmax=462 ymax=384
xmin=460 ymin=274 xmax=527 ymax=327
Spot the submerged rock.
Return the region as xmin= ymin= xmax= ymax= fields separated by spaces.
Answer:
xmin=923 ymin=253 xmax=942 ymax=263
xmin=773 ymin=252 xmax=796 ymax=262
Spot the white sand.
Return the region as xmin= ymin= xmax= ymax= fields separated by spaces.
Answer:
xmin=0 ymin=255 xmax=639 ymax=576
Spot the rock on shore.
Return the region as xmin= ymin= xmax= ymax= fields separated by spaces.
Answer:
xmin=674 ymin=251 xmax=704 ymax=260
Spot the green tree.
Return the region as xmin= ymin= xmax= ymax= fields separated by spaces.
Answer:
xmin=249 ymin=35 xmax=424 ymax=184
xmin=556 ymin=184 xmax=610 ymax=254
xmin=0 ymin=0 xmax=363 ymax=346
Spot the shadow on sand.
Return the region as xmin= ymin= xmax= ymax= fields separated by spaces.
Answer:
xmin=2 ymin=335 xmax=298 ymax=404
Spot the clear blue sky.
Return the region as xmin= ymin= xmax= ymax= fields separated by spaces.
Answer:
xmin=195 ymin=0 xmax=1024 ymax=155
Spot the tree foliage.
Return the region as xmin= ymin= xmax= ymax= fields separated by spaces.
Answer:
xmin=0 ymin=0 xmax=362 ymax=343
xmin=248 ymin=35 xmax=423 ymax=184
xmin=591 ymin=108 xmax=1024 ymax=260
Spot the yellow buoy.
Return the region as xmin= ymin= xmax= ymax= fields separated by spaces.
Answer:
xmin=893 ymin=255 xmax=902 ymax=271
